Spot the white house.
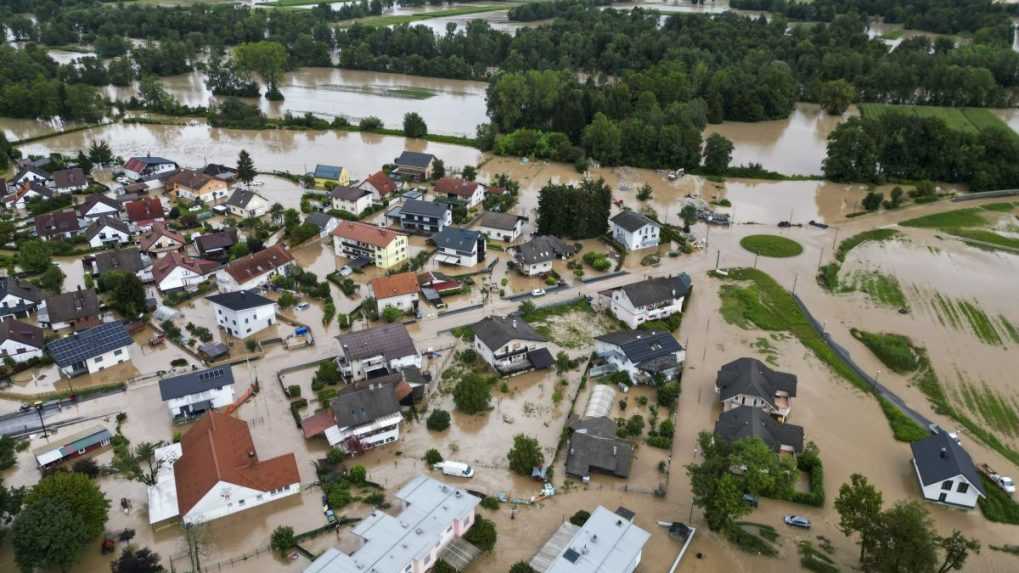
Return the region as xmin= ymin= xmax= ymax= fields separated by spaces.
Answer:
xmin=715 ymin=357 xmax=798 ymax=422
xmin=77 ymin=194 xmax=122 ymax=220
xmin=123 ymin=156 xmax=178 ymax=181
xmin=533 ymin=506 xmax=650 ymax=573
xmin=435 ymin=177 xmax=485 ymax=209
xmin=304 ymin=475 xmax=480 ymax=573
xmin=138 ymin=222 xmax=186 ymax=257
xmin=512 ymin=235 xmax=577 ymax=276
xmin=357 ymin=171 xmax=398 ymax=203
xmin=0 ymin=277 xmax=44 ymax=320
xmin=147 ymin=412 xmax=300 ymax=525
xmin=152 ymin=252 xmax=218 ymax=293
xmin=12 ymin=167 xmax=51 ymax=187
xmin=46 ymin=321 xmax=132 ymax=377
xmin=216 ymin=245 xmax=294 ymax=292
xmin=158 ymin=366 xmax=236 ymax=423
xmin=369 ymin=272 xmax=419 ymax=315
xmin=472 ymin=315 xmax=553 ymax=375
xmin=0 ymin=319 xmax=44 ymax=364
xmin=336 ymin=323 xmax=421 ymax=381
xmin=593 ymin=330 xmax=685 ymax=383
xmin=206 ymin=291 xmax=277 ymax=339
xmin=594 ymin=274 xmax=692 ymax=329
xmin=84 ymin=216 xmax=133 ymax=249
xmin=911 ymin=431 xmax=986 ymax=509
xmin=318 ymin=381 xmax=403 ymax=451
xmin=51 ymin=168 xmax=88 ymax=194
xmin=331 ymin=186 xmax=373 ymax=216
xmin=433 ymin=227 xmax=485 ymax=267
xmin=476 ymin=212 xmax=526 ymax=243
xmin=224 ymin=189 xmax=270 ymax=218
xmin=89 ymin=248 xmax=153 ymax=284
xmin=4 ymin=182 xmax=52 ymax=211
xmin=610 ymin=210 xmax=660 ymax=251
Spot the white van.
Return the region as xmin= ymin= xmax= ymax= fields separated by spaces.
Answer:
xmin=433 ymin=461 xmax=475 ymax=478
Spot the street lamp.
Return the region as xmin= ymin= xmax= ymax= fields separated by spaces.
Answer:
xmin=35 ymin=402 xmax=48 ymax=438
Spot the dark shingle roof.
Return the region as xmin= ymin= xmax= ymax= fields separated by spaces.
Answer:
xmin=330 ymin=382 xmax=401 ymax=429
xmin=514 ymin=235 xmax=576 ymax=265
xmin=911 ymin=432 xmax=986 ymax=496
xmin=0 ymin=277 xmax=44 ymax=304
xmin=35 ymin=210 xmax=81 ymax=237
xmin=77 ymin=194 xmax=121 ymax=217
xmin=207 ymin=290 xmax=274 ymax=311
xmin=158 ymin=366 xmax=235 ymax=401
xmin=473 ymin=315 xmax=546 ymax=350
xmin=478 ymin=212 xmax=525 ymax=231
xmin=44 ymin=289 xmax=99 ymax=323
xmin=225 ymin=188 xmax=258 ymax=208
xmin=0 ymin=319 xmax=44 ymax=349
xmin=431 ymin=227 xmax=481 ymax=253
xmin=304 ymin=212 xmax=335 ymax=230
xmin=84 ymin=216 xmax=131 ymax=241
xmin=566 ymin=416 xmax=634 ymax=478
xmin=394 ymin=151 xmax=435 ymax=169
xmin=52 ymin=167 xmax=87 ymax=189
xmin=716 ymin=358 xmax=798 ymax=406
xmin=337 ymin=323 xmax=417 ymax=362
xmin=46 ymin=321 xmax=132 ymax=366
xmin=617 ymin=274 xmax=692 ymax=307
xmin=401 ymin=198 xmax=449 ymax=219
xmin=195 ymin=229 xmax=238 ymax=254
xmin=93 ymin=248 xmax=146 ymax=275
xmin=714 ymin=406 xmax=804 ymax=453
xmin=611 ymin=210 xmax=658 ymax=233
xmin=595 ymin=330 xmax=682 ymax=370
xmin=331 ymin=186 xmax=371 ymax=202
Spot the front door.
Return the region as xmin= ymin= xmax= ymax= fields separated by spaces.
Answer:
xmin=938 ymin=493 xmax=947 ymax=503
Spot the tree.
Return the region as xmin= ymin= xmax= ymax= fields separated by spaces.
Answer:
xmin=582 ymin=113 xmax=622 ymax=165
xmin=98 ymin=271 xmax=146 ymax=319
xmin=0 ymin=435 xmax=16 ymax=471
xmin=702 ymin=133 xmax=734 ymax=175
xmin=835 ymin=473 xmax=884 ymax=563
xmin=382 ymin=306 xmax=402 ymax=323
xmin=507 ymin=434 xmax=544 ymax=475
xmin=464 ymin=516 xmax=497 ymax=551
xmin=14 ymin=472 xmax=110 ymax=571
xmin=426 ymin=409 xmax=451 ymax=431
xmin=278 ymin=292 xmax=296 ymax=309
xmin=510 ymin=562 xmax=537 ymax=573
xmin=679 ymin=205 xmax=698 ymax=233
xmin=818 ymin=79 xmax=856 ymax=115
xmin=72 ymin=458 xmax=100 ymax=479
xmin=424 ymin=448 xmax=443 ymax=465
xmin=75 ymin=150 xmax=93 ymax=175
xmin=863 ymin=191 xmax=884 ymax=211
xmin=112 ymin=546 xmax=165 ymax=573
xmin=234 ymin=41 xmax=288 ymax=100
xmin=18 ymin=240 xmax=51 ymax=274
xmin=403 ymin=112 xmax=428 ymax=138
xmin=112 ymin=441 xmax=166 ymax=486
xmin=270 ymin=526 xmax=296 ymax=556
xmin=937 ymin=531 xmax=979 ymax=573
xmin=686 ymin=432 xmax=750 ymax=531
xmin=313 ymin=360 xmax=341 ymax=386
xmin=462 ymin=165 xmax=477 ymax=181
xmin=864 ymin=501 xmax=939 ymax=573
xmin=33 ymin=264 xmax=64 ymax=293
xmin=657 ymin=380 xmax=680 ymax=408
xmin=568 ymin=510 xmax=590 ymax=526
xmin=0 ymin=479 xmax=25 ymax=541
xmin=432 ymin=159 xmax=446 ymax=180
xmin=453 ymin=373 xmax=492 ymax=414
xmin=236 ymin=149 xmax=256 ymax=185
xmin=636 ymin=183 xmax=653 ymax=201
xmin=87 ymin=140 xmax=114 ymax=167
xmin=348 ymin=465 xmax=367 ymax=484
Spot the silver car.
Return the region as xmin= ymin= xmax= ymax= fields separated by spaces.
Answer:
xmin=784 ymin=515 xmax=811 ymax=529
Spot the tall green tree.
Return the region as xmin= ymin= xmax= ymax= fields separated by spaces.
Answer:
xmin=34 ymin=264 xmax=65 ymax=293
xmin=679 ymin=204 xmax=698 ymax=233
xmin=818 ymin=79 xmax=856 ymax=115
xmin=87 ymin=140 xmax=114 ymax=166
xmin=702 ymin=133 xmax=734 ymax=175
xmin=453 ymin=372 xmax=492 ymax=414
xmin=835 ymin=473 xmax=884 ymax=563
xmin=112 ymin=546 xmax=165 ymax=573
xmin=507 ymin=434 xmax=544 ymax=475
xmin=686 ymin=432 xmax=751 ymax=531
xmin=403 ymin=112 xmax=428 ymax=138
xmin=582 ymin=113 xmax=622 ymax=165
xmin=234 ymin=41 xmax=288 ymax=100
xmin=864 ymin=501 xmax=939 ymax=573
xmin=98 ymin=271 xmax=147 ymax=319
xmin=936 ymin=531 xmax=979 ymax=573
xmin=236 ymin=149 xmax=256 ymax=185
xmin=18 ymin=240 xmax=52 ymax=275
xmin=112 ymin=441 xmax=166 ymax=486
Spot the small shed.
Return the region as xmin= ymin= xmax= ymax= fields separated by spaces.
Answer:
xmin=33 ymin=425 xmax=113 ymax=469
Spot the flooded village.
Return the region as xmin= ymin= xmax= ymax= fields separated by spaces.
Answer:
xmin=3 ymin=2 xmax=1019 ymax=573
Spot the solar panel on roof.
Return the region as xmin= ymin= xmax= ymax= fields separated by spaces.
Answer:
xmin=563 ymin=548 xmax=580 ymax=563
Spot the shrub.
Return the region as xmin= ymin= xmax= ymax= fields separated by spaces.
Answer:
xmin=569 ymin=510 xmax=590 ymax=526
xmin=646 ymin=435 xmax=673 ymax=449
xmin=424 ymin=449 xmax=443 ymax=465
xmin=287 ymin=384 xmax=301 ymax=397
xmin=507 ymin=434 xmax=544 ymax=475
xmin=326 ymin=447 xmax=345 ymax=466
xmin=328 ymin=483 xmax=353 ymax=509
xmin=348 ymin=465 xmax=367 ymax=484
xmin=464 ymin=516 xmax=497 ymax=551
xmin=480 ymin=496 xmax=500 ymax=511
xmin=426 ymin=409 xmax=451 ymax=432
xmin=364 ymin=492 xmax=385 ymax=506
xmin=624 ymin=415 xmax=645 ymax=437
xmin=510 ymin=562 xmax=537 ymax=573
xmin=270 ymin=525 xmax=295 ymax=556
xmin=382 ymin=306 xmax=402 ymax=323
xmin=453 ymin=373 xmax=493 ymax=414
xmin=72 ymin=458 xmax=100 ymax=478
xmin=358 ymin=116 xmax=383 ymax=131
xmin=657 ymin=380 xmax=680 ymax=408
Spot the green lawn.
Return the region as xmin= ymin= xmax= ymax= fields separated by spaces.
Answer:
xmin=899 ymin=208 xmax=988 ymax=228
xmin=945 ymin=228 xmax=1019 ymax=251
xmin=341 ymin=4 xmax=515 ymax=27
xmin=850 ymin=329 xmax=920 ymax=374
xmin=739 ymin=235 xmax=803 ymax=258
xmin=859 ymin=103 xmax=1013 ymax=135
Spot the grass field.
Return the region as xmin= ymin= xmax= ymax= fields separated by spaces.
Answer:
xmin=342 ymin=4 xmax=514 ymax=27
xmin=840 ymin=270 xmax=908 ymax=309
xmin=900 ymin=207 xmax=989 ymax=228
xmin=739 ymin=234 xmax=803 ymax=258
xmin=859 ymin=103 xmax=1014 ymax=135
xmin=850 ymin=329 xmax=920 ymax=374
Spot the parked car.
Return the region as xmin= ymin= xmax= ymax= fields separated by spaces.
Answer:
xmin=296 ymin=302 xmax=311 ymax=311
xmin=338 ymin=266 xmax=353 ymax=277
xmin=784 ymin=515 xmax=811 ymax=529
xmin=323 ymin=506 xmax=337 ymax=524
xmin=433 ymin=461 xmax=475 ymax=478
xmin=531 ymin=288 xmax=546 ymax=297
xmin=979 ymin=463 xmax=1016 ymax=494
xmin=742 ymin=494 xmax=759 ymax=508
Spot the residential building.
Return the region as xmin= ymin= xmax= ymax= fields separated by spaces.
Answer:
xmin=224 ymin=189 xmax=269 ymax=218
xmin=0 ymin=277 xmax=44 ymax=319
xmin=125 ymin=196 xmax=166 ymax=230
xmin=304 ymin=212 xmax=339 ymax=239
xmin=304 ymin=475 xmax=480 ymax=573
xmin=33 ymin=425 xmax=113 ymax=470
xmin=4 ymin=182 xmax=52 ymax=211
xmin=12 ymin=166 xmax=51 ymax=187
xmin=138 ymin=222 xmax=186 ymax=257
xmin=336 ymin=323 xmax=420 ymax=381
xmin=714 ymin=406 xmax=804 ymax=454
xmin=84 ymin=216 xmax=132 ymax=249
xmin=320 ymin=381 xmax=402 ymax=451
xmin=592 ymin=330 xmax=685 ymax=383
xmin=207 ymin=290 xmax=277 ymax=339
xmin=332 ymin=221 xmax=409 ymax=270
xmin=35 ymin=209 xmax=82 ymax=240
xmin=152 ymin=252 xmax=218 ymax=293
xmin=472 ymin=315 xmax=553 ymax=375
xmin=202 ymin=163 xmax=238 ymax=184
xmin=168 ymin=170 xmax=229 ymax=204
xmin=531 ymin=506 xmax=650 ymax=573
xmin=594 ymin=274 xmax=692 ymax=329
xmin=512 ymin=235 xmax=577 ymax=276
xmin=77 ymin=194 xmax=122 ymax=220
xmin=194 ymin=229 xmax=238 ymax=261
xmin=313 ymin=164 xmax=350 ymax=188
xmin=147 ymin=411 xmax=301 ymax=525
xmin=88 ymin=247 xmax=153 ymax=283
xmin=51 ymin=167 xmax=88 ymax=194
xmin=357 ymin=171 xmax=398 ymax=203
xmin=123 ymin=156 xmax=178 ymax=181
xmin=331 ymin=186 xmax=373 ymax=216
xmin=610 ymin=210 xmax=661 ymax=251
xmin=911 ymin=431 xmax=986 ymax=509
xmin=565 ymin=417 xmax=634 ymax=481
xmin=369 ymin=272 xmax=419 ymax=315
xmin=39 ymin=289 xmax=101 ymax=331
xmin=0 ymin=319 xmax=45 ymax=363
xmin=396 ymin=199 xmax=451 ymax=234
xmin=46 ymin=321 xmax=132 ymax=377
xmin=216 ymin=245 xmax=295 ymax=292
xmin=432 ymin=227 xmax=485 ymax=267
xmin=392 ymin=151 xmax=436 ymax=181
xmin=158 ymin=366 xmax=236 ymax=422
xmin=716 ymin=357 xmax=798 ymax=422
xmin=434 ymin=177 xmax=485 ymax=208
xmin=476 ymin=212 xmax=526 ymax=243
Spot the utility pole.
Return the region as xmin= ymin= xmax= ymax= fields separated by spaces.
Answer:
xmin=832 ymin=227 xmax=840 ymax=249
xmin=714 ymin=249 xmax=720 ymax=270
xmin=816 ymin=246 xmax=825 ymax=270
xmin=35 ymin=403 xmax=48 ymax=438
xmin=792 ymin=273 xmax=799 ymax=295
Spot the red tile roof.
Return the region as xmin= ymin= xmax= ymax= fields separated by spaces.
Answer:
xmin=125 ymin=196 xmax=165 ymax=223
xmin=333 ymin=221 xmax=402 ymax=248
xmin=168 ymin=169 xmax=214 ymax=191
xmin=362 ymin=171 xmax=397 ymax=196
xmin=223 ymin=245 xmax=294 ymax=284
xmin=152 ymin=251 xmax=218 ymax=286
xmin=434 ymin=177 xmax=478 ymax=198
xmin=138 ymin=222 xmax=185 ymax=251
xmin=300 ymin=410 xmax=336 ymax=439
xmin=35 ymin=209 xmax=80 ymax=236
xmin=370 ymin=272 xmax=419 ymax=299
xmin=174 ymin=412 xmax=300 ymax=518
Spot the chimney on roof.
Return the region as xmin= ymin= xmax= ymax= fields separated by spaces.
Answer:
xmin=940 ymin=448 xmax=947 ymax=458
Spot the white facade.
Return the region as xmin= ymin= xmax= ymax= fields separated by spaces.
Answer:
xmin=165 ymin=386 xmax=235 ymax=420
xmin=608 ymin=288 xmax=685 ymax=330
xmin=332 ymin=192 xmax=373 ymax=216
xmin=228 ymin=193 xmax=269 ymax=218
xmin=611 ymin=220 xmax=660 ymax=251
xmin=0 ymin=338 xmax=43 ymax=363
xmin=520 ymin=260 xmax=552 ymax=276
xmin=81 ymin=202 xmax=120 ymax=220
xmin=212 ymin=301 xmax=277 ymax=339
xmin=544 ymin=506 xmax=649 ymax=573
xmin=375 ymin=292 xmax=418 ymax=314
xmin=325 ymin=412 xmax=403 ymax=450
xmin=0 ymin=293 xmax=38 ymax=319
xmin=156 ymin=265 xmax=208 ymax=293
xmin=88 ymin=224 xmax=132 ymax=249
xmin=435 ymin=244 xmax=480 ymax=267
xmin=593 ymin=338 xmax=686 ymax=383
xmin=475 ymin=336 xmax=541 ymax=373
xmin=342 ymin=352 xmax=421 ymax=382
xmin=913 ymin=463 xmax=982 ymax=509
xmin=59 ymin=345 xmax=130 ymax=377
xmin=216 ymin=263 xmax=292 ymax=293
xmin=478 ymin=220 xmax=524 ymax=243
xmin=459 ymin=186 xmax=485 ymax=208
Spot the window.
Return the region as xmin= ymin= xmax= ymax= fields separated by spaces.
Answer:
xmin=957 ymin=482 xmax=969 ymax=494
xmin=114 ymin=349 xmax=123 ymax=356
xmin=941 ymin=481 xmax=954 ymax=491
xmin=94 ymin=355 xmax=103 ymax=363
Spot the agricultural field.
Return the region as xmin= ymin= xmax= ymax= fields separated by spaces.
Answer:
xmin=859 ymin=103 xmax=1015 ymax=135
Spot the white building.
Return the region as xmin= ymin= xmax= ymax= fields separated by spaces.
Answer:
xmin=0 ymin=319 xmax=44 ymax=364
xmin=216 ymin=245 xmax=295 ymax=292
xmin=336 ymin=323 xmax=420 ymax=381
xmin=77 ymin=194 xmax=122 ymax=220
xmin=472 ymin=315 xmax=553 ymax=375
xmin=716 ymin=358 xmax=797 ymax=422
xmin=207 ymin=291 xmax=277 ymax=339
xmin=433 ymin=227 xmax=485 ymax=267
xmin=331 ymin=186 xmax=374 ymax=216
xmin=593 ymin=330 xmax=685 ymax=383
xmin=224 ymin=189 xmax=270 ymax=218
xmin=435 ymin=177 xmax=485 ymax=209
xmin=305 ymin=475 xmax=481 ymax=573
xmin=152 ymin=252 xmax=218 ymax=293
xmin=476 ymin=212 xmax=526 ymax=243
xmin=369 ymin=272 xmax=419 ymax=315
xmin=512 ymin=235 xmax=576 ymax=276
xmin=911 ymin=431 xmax=986 ymax=509
xmin=46 ymin=321 xmax=132 ymax=377
xmin=84 ymin=216 xmax=132 ymax=249
xmin=158 ymin=366 xmax=236 ymax=422
xmin=533 ymin=506 xmax=650 ymax=573
xmin=147 ymin=412 xmax=301 ymax=525
xmin=594 ymin=274 xmax=692 ymax=330
xmin=0 ymin=277 xmax=44 ymax=320
xmin=609 ymin=210 xmax=660 ymax=251
xmin=320 ymin=381 xmax=403 ymax=451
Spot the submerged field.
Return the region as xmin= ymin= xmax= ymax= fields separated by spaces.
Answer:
xmin=859 ymin=103 xmax=1015 ymax=135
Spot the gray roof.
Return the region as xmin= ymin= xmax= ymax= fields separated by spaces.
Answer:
xmin=545 ymin=506 xmax=650 ymax=573
xmin=595 ymin=330 xmax=682 ymax=372
xmin=330 ymin=382 xmax=400 ymax=428
xmin=400 ymin=198 xmax=449 ymax=219
xmin=514 ymin=235 xmax=576 ymax=265
xmin=207 ymin=290 xmax=274 ymax=311
xmin=473 ymin=315 xmax=546 ymax=350
xmin=714 ymin=406 xmax=804 ymax=453
xmin=0 ymin=276 xmax=44 ymax=304
xmin=610 ymin=210 xmax=658 ymax=233
xmin=225 ymin=188 xmax=260 ymax=208
xmin=911 ymin=432 xmax=986 ymax=496
xmin=52 ymin=167 xmax=87 ymax=189
xmin=617 ymin=274 xmax=692 ymax=307
xmin=331 ymin=186 xmax=370 ymax=202
xmin=394 ymin=151 xmax=435 ymax=168
xmin=566 ymin=417 xmax=634 ymax=479
xmin=44 ymin=289 xmax=99 ymax=323
xmin=158 ymin=366 xmax=235 ymax=401
xmin=431 ymin=227 xmax=481 ymax=253
xmin=477 ymin=212 xmax=525 ymax=231
xmin=46 ymin=321 xmax=132 ymax=367
xmin=93 ymin=247 xmax=146 ymax=275
xmin=84 ymin=216 xmax=131 ymax=241
xmin=337 ymin=323 xmax=417 ymax=362
xmin=0 ymin=319 xmax=44 ymax=349
xmin=304 ymin=212 xmax=335 ymax=230
xmin=77 ymin=193 xmax=121 ymax=216
xmin=716 ymin=357 xmax=798 ymax=406
xmin=195 ymin=229 xmax=238 ymax=253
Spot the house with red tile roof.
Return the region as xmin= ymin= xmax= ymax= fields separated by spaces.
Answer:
xmin=357 ymin=170 xmax=399 ymax=203
xmin=138 ymin=222 xmax=186 ymax=257
xmin=152 ymin=252 xmax=219 ymax=293
xmin=369 ymin=272 xmax=419 ymax=315
xmin=215 ymin=245 xmax=294 ymax=292
xmin=147 ymin=411 xmax=301 ymax=525
xmin=434 ymin=176 xmax=485 ymax=208
xmin=332 ymin=221 xmax=408 ymax=270
xmin=125 ymin=196 xmax=166 ymax=230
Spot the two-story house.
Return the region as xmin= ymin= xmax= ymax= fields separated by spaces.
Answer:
xmin=77 ymin=194 xmax=122 ymax=221
xmin=392 ymin=151 xmax=436 ymax=181
xmin=330 ymin=186 xmax=373 ymax=216
xmin=476 ymin=212 xmax=527 ymax=243
xmin=0 ymin=277 xmax=44 ymax=320
xmin=369 ymin=272 xmax=419 ymax=316
xmin=207 ymin=290 xmax=277 ymax=339
xmin=152 ymin=252 xmax=218 ymax=293
xmin=125 ymin=196 xmax=166 ymax=230
xmin=336 ymin=323 xmax=421 ymax=381
xmin=39 ymin=288 xmax=101 ymax=331
xmin=432 ymin=227 xmax=485 ymax=267
xmin=530 ymin=506 xmax=650 ymax=573
xmin=313 ymin=164 xmax=350 ymax=188
xmin=158 ymin=366 xmax=236 ymax=422
xmin=332 ymin=221 xmax=408 ymax=270
xmin=473 ymin=315 xmax=553 ymax=375
xmin=715 ymin=406 xmax=805 ymax=455
xmin=35 ymin=209 xmax=83 ymax=241
xmin=88 ymin=247 xmax=153 ymax=283
xmin=84 ymin=216 xmax=132 ymax=249
xmin=224 ymin=189 xmax=269 ymax=218
xmin=139 ymin=222 xmax=186 ymax=257
xmin=434 ymin=177 xmax=485 ymax=208
xmin=397 ymin=198 xmax=451 ymax=234
xmin=511 ymin=235 xmax=577 ymax=276
xmin=592 ymin=330 xmax=685 ymax=383
xmin=357 ymin=171 xmax=398 ymax=203
xmin=610 ymin=210 xmax=661 ymax=251
xmin=51 ymin=167 xmax=88 ymax=194
xmin=308 ymin=381 xmax=404 ymax=451
xmin=46 ymin=321 xmax=132 ymax=377
xmin=216 ymin=245 xmax=295 ymax=292
xmin=0 ymin=319 xmax=45 ymax=364
xmin=716 ymin=357 xmax=798 ymax=422
xmin=123 ymin=156 xmax=178 ymax=181
xmin=194 ymin=229 xmax=238 ymax=261
xmin=594 ymin=274 xmax=692 ymax=329
xmin=910 ymin=431 xmax=986 ymax=509
xmin=168 ymin=169 xmax=230 ymax=205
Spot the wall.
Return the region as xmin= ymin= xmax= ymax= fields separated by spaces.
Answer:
xmin=185 ymin=480 xmax=301 ymax=525
xmin=85 ymin=346 xmax=130 ymax=374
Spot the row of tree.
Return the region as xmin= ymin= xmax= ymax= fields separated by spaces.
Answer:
xmin=535 ymin=178 xmax=612 ymax=239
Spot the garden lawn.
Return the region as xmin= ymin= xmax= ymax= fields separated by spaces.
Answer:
xmin=739 ymin=235 xmax=803 ymax=258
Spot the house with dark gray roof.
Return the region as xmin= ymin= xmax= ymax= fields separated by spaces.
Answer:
xmin=330 ymin=186 xmax=373 ymax=216
xmin=224 ymin=188 xmax=269 ymax=218
xmin=593 ymin=330 xmax=684 ymax=383
xmin=476 ymin=212 xmax=527 ymax=243
xmin=595 ymin=274 xmax=692 ymax=329
xmin=77 ymin=194 xmax=122 ymax=220
xmin=305 ymin=212 xmax=339 ymax=238
xmin=315 ymin=381 xmax=403 ymax=451
xmin=511 ymin=235 xmax=577 ymax=276
xmin=46 ymin=321 xmax=132 ymax=377
xmin=336 ymin=323 xmax=421 ymax=381
xmin=393 ymin=151 xmax=436 ymax=180
xmin=84 ymin=215 xmax=132 ymax=249
xmin=565 ymin=417 xmax=634 ymax=480
xmin=51 ymin=167 xmax=88 ymax=194
xmin=432 ymin=227 xmax=485 ymax=267
xmin=911 ymin=431 xmax=985 ymax=508
xmin=714 ymin=406 xmax=804 ymax=454
xmin=472 ymin=315 xmax=552 ymax=375
xmin=158 ymin=366 xmax=236 ymax=422
xmin=397 ymin=198 xmax=451 ymax=234
xmin=194 ymin=229 xmax=238 ymax=261
xmin=0 ymin=277 xmax=44 ymax=319
xmin=39 ymin=288 xmax=101 ymax=331
xmin=0 ymin=319 xmax=45 ymax=364
xmin=35 ymin=209 xmax=83 ymax=240
xmin=207 ymin=290 xmax=276 ymax=339
xmin=716 ymin=357 xmax=797 ymax=422
xmin=609 ymin=210 xmax=660 ymax=251
xmin=88 ymin=247 xmax=152 ymax=282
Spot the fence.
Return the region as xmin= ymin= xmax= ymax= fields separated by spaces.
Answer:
xmin=168 ymin=544 xmax=272 ymax=573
